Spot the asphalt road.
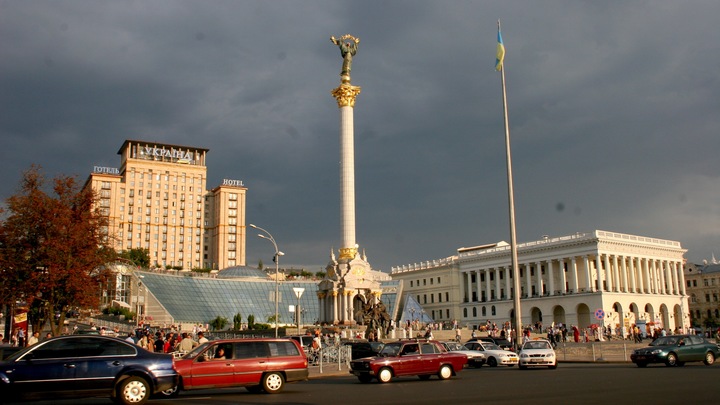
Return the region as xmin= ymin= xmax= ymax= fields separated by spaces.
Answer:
xmin=8 ymin=363 xmax=720 ymax=405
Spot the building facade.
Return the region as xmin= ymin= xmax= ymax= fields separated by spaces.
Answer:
xmin=84 ymin=140 xmax=246 ymax=270
xmin=684 ymin=262 xmax=720 ymax=329
xmin=392 ymin=230 xmax=689 ymax=333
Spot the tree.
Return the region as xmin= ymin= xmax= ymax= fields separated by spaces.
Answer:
xmin=118 ymin=248 xmax=151 ymax=268
xmin=0 ymin=166 xmax=115 ymax=336
xmin=233 ymin=312 xmax=243 ymax=330
xmin=257 ymin=259 xmax=263 ymax=270
xmin=247 ymin=314 xmax=255 ymax=330
xmin=209 ymin=315 xmax=228 ymax=331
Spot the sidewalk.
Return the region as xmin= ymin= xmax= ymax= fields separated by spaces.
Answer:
xmin=308 ymin=363 xmax=351 ymax=379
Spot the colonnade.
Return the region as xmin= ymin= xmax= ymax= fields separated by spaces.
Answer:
xmin=317 ymin=289 xmax=381 ymax=324
xmin=461 ymin=254 xmax=686 ymax=304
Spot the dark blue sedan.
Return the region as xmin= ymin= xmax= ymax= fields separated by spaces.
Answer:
xmin=0 ymin=335 xmax=178 ymax=404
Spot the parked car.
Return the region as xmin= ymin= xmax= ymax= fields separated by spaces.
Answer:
xmin=286 ymin=334 xmax=315 ymax=352
xmin=72 ymin=328 xmax=100 ymax=335
xmin=630 ymin=334 xmax=720 ymax=367
xmin=343 ymin=340 xmax=384 ymax=359
xmin=466 ymin=336 xmax=514 ymax=350
xmin=167 ymin=338 xmax=308 ymax=395
xmin=0 ymin=335 xmax=178 ymax=405
xmin=518 ymin=339 xmax=557 ymax=369
xmin=441 ymin=341 xmax=485 ymax=367
xmin=464 ymin=341 xmax=519 ymax=367
xmin=349 ymin=339 xmax=467 ymax=383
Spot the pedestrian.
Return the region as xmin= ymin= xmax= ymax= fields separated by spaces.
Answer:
xmin=27 ymin=331 xmax=40 ymax=346
xmin=455 ymin=327 xmax=462 ymax=342
xmin=17 ymin=328 xmax=25 ymax=347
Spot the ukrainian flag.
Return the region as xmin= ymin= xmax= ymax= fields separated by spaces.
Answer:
xmin=495 ymin=26 xmax=505 ymax=71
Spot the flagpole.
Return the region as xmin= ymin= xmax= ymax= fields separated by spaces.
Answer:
xmin=497 ymin=20 xmax=523 ymax=350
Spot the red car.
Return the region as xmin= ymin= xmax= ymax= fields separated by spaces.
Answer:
xmin=349 ymin=339 xmax=467 ymax=383
xmin=166 ymin=338 xmax=308 ymax=395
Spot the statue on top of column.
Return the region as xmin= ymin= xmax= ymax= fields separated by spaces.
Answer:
xmin=330 ymin=34 xmax=359 ymax=81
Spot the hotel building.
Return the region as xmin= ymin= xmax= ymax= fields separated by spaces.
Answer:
xmin=84 ymin=140 xmax=246 ymax=270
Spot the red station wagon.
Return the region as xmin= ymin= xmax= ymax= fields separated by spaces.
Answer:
xmin=166 ymin=338 xmax=308 ymax=395
xmin=350 ymin=339 xmax=467 ymax=383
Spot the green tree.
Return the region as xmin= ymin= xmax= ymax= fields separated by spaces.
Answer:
xmin=209 ymin=315 xmax=228 ymax=331
xmin=0 ymin=166 xmax=115 ymax=335
xmin=247 ymin=314 xmax=255 ymax=330
xmin=233 ymin=312 xmax=243 ymax=330
xmin=118 ymin=248 xmax=151 ymax=268
xmin=257 ymin=259 xmax=264 ymax=270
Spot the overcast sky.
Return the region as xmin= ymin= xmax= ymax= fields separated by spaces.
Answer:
xmin=2 ymin=1 xmax=720 ymax=272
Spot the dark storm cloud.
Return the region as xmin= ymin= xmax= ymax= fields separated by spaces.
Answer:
xmin=2 ymin=1 xmax=720 ymax=271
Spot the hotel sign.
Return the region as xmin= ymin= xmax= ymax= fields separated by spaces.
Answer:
xmin=222 ymin=179 xmax=244 ymax=187
xmin=93 ymin=166 xmax=120 ymax=175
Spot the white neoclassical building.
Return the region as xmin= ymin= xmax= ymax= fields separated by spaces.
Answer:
xmin=392 ymin=230 xmax=689 ymax=333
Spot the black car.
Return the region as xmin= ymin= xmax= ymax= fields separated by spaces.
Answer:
xmin=466 ymin=336 xmax=514 ymax=351
xmin=343 ymin=340 xmax=384 ymax=359
xmin=0 ymin=335 xmax=178 ymax=404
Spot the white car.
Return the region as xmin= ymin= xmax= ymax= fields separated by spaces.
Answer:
xmin=442 ymin=341 xmax=486 ymax=368
xmin=518 ymin=339 xmax=557 ymax=369
xmin=464 ymin=341 xmax=518 ymax=367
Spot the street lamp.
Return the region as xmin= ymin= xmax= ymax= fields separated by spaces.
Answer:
xmin=250 ymin=224 xmax=284 ymax=338
xmin=293 ymin=287 xmax=305 ymax=335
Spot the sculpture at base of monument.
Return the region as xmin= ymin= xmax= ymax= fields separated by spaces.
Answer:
xmin=330 ymin=34 xmax=359 ymax=81
xmin=360 ymin=298 xmax=391 ymax=340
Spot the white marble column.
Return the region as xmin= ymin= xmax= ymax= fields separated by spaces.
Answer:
xmin=476 ymin=269 xmax=482 ymax=301
xmin=536 ymin=262 xmax=543 ymax=296
xmin=559 ymin=259 xmax=567 ymax=294
xmin=504 ymin=267 xmax=511 ymax=299
xmin=494 ymin=268 xmax=501 ymax=300
xmin=332 ymin=291 xmax=339 ymax=323
xmin=485 ymin=269 xmax=491 ymax=301
xmin=671 ymin=261 xmax=679 ymax=295
xmin=465 ymin=272 xmax=472 ymax=302
xmin=636 ymin=257 xmax=645 ymax=293
xmin=678 ymin=261 xmax=687 ymax=295
xmin=583 ymin=256 xmax=592 ymax=292
xmin=595 ymin=254 xmax=603 ymax=292
xmin=604 ymin=254 xmax=613 ymax=292
xmin=620 ymin=256 xmax=628 ymax=293
xmin=570 ymin=257 xmax=579 ymax=293
xmin=548 ymin=260 xmax=555 ymax=296
xmin=628 ymin=256 xmax=637 ymax=293
xmin=612 ymin=255 xmax=620 ymax=292
xmin=525 ymin=264 xmax=532 ymax=297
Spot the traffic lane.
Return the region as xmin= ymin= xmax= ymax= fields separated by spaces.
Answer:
xmin=6 ymin=363 xmax=720 ymax=404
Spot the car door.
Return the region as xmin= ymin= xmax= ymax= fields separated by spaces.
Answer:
xmin=4 ymin=338 xmax=79 ymax=395
xmin=420 ymin=342 xmax=441 ymax=373
xmin=188 ymin=343 xmax=236 ymax=389
xmin=396 ymin=343 xmax=421 ymax=376
xmin=72 ymin=337 xmax=134 ymax=392
xmin=685 ymin=336 xmax=706 ymax=361
xmin=232 ymin=341 xmax=269 ymax=385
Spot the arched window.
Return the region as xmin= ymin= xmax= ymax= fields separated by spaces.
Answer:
xmin=463 ymin=308 xmax=468 ymax=318
xmin=482 ymin=306 xmax=487 ymax=316
xmin=472 ymin=307 xmax=477 ymax=317
xmin=491 ymin=305 xmax=496 ymax=316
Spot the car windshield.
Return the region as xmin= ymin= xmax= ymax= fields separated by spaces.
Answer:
xmin=649 ymin=336 xmax=680 ymax=347
xmin=181 ymin=341 xmax=211 ymax=359
xmin=523 ymin=341 xmax=551 ymax=350
xmin=482 ymin=343 xmax=502 ymax=351
xmin=378 ymin=342 xmax=402 ymax=356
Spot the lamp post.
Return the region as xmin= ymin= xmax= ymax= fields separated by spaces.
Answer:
xmin=293 ymin=287 xmax=305 ymax=336
xmin=250 ymin=224 xmax=284 ymax=338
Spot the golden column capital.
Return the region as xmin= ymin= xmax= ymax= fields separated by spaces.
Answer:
xmin=339 ymin=247 xmax=358 ymax=260
xmin=331 ymin=84 xmax=362 ymax=108
xmin=317 ymin=292 xmax=326 ymax=299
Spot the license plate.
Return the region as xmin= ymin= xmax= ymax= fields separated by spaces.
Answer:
xmin=530 ymin=359 xmax=542 ymax=363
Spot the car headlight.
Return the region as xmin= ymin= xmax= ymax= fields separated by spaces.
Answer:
xmin=520 ymin=353 xmax=529 ymax=358
xmin=651 ymin=349 xmax=663 ymax=355
xmin=546 ymin=353 xmax=555 ymax=358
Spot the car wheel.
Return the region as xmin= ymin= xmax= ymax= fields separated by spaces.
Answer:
xmin=357 ymin=374 xmax=372 ymax=383
xmin=487 ymin=357 xmax=498 ymax=367
xmin=262 ymin=372 xmax=284 ymax=394
xmin=704 ymin=352 xmax=715 ymax=366
xmin=378 ymin=367 xmax=393 ymax=383
xmin=117 ymin=376 xmax=150 ymax=405
xmin=665 ymin=352 xmax=678 ymax=367
xmin=548 ymin=363 xmax=557 ymax=370
xmin=246 ymin=385 xmax=264 ymax=393
xmin=438 ymin=365 xmax=452 ymax=380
